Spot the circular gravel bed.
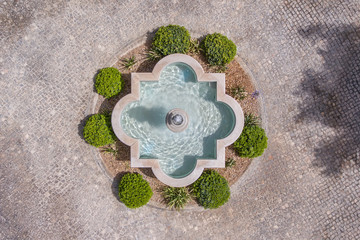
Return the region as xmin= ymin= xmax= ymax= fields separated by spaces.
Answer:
xmin=94 ymin=42 xmax=262 ymax=208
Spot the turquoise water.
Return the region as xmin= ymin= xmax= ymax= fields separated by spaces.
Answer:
xmin=120 ymin=63 xmax=235 ymax=178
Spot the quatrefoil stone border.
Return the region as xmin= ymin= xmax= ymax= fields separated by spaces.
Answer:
xmin=112 ymin=54 xmax=244 ymax=187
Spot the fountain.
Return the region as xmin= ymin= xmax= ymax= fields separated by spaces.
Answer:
xmin=112 ymin=54 xmax=244 ymax=187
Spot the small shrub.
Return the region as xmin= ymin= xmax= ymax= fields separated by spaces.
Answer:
xmin=244 ymin=113 xmax=260 ymax=127
xmin=234 ymin=125 xmax=267 ymax=158
xmin=146 ymin=49 xmax=162 ymax=61
xmin=231 ymin=86 xmax=247 ymax=100
xmin=192 ymin=170 xmax=230 ymax=209
xmin=121 ymin=56 xmax=136 ymax=70
xmin=215 ymin=65 xmax=228 ymax=73
xmin=225 ymin=158 xmax=236 ymax=168
xmin=201 ymin=33 xmax=237 ymax=66
xmin=152 ymin=25 xmax=191 ymax=56
xmin=163 ymin=187 xmax=190 ymax=210
xmin=189 ymin=38 xmax=201 ymax=54
xmin=83 ymin=113 xmax=116 ymax=147
xmin=101 ymin=144 xmax=118 ymax=157
xmin=118 ymin=173 xmax=153 ymax=209
xmin=95 ymin=67 xmax=123 ymax=99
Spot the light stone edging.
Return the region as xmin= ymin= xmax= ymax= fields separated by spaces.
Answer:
xmin=111 ymin=53 xmax=244 ymax=187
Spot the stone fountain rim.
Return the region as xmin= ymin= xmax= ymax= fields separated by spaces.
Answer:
xmin=111 ymin=53 xmax=244 ymax=187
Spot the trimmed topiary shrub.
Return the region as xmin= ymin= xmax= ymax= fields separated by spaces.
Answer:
xmin=83 ymin=113 xmax=116 ymax=147
xmin=95 ymin=67 xmax=123 ymax=99
xmin=201 ymin=33 xmax=237 ymax=66
xmin=152 ymin=25 xmax=191 ymax=56
xmin=233 ymin=125 xmax=268 ymax=158
xmin=192 ymin=170 xmax=230 ymax=209
xmin=118 ymin=173 xmax=153 ymax=209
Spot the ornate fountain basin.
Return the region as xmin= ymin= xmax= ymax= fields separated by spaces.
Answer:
xmin=112 ymin=54 xmax=244 ymax=187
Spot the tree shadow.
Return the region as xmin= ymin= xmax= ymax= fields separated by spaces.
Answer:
xmin=111 ymin=171 xmax=131 ymax=202
xmin=134 ymin=29 xmax=159 ymax=72
xmin=296 ymin=24 xmax=360 ymax=176
xmin=92 ymin=69 xmax=101 ymax=93
xmin=78 ymin=114 xmax=93 ymax=141
xmin=114 ymin=140 xmax=130 ymax=162
xmin=136 ymin=57 xmax=158 ymax=73
xmin=139 ymin=168 xmax=157 ymax=178
xmin=145 ymin=29 xmax=156 ymax=46
xmin=127 ymin=106 xmax=167 ymax=127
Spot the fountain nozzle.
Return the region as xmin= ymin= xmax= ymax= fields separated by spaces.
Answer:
xmin=166 ymin=109 xmax=188 ymax=132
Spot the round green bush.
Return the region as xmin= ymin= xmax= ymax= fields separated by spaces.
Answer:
xmin=118 ymin=173 xmax=153 ymax=209
xmin=201 ymin=33 xmax=237 ymax=66
xmin=152 ymin=25 xmax=191 ymax=56
xmin=192 ymin=170 xmax=230 ymax=209
xmin=234 ymin=125 xmax=268 ymax=158
xmin=83 ymin=113 xmax=116 ymax=147
xmin=95 ymin=67 xmax=123 ymax=99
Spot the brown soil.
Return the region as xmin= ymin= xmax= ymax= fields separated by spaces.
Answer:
xmin=94 ymin=42 xmax=260 ymax=207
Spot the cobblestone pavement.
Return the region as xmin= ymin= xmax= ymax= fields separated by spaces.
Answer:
xmin=1 ymin=0 xmax=359 ymax=239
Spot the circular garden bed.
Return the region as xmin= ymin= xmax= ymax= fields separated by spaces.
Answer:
xmin=84 ymin=25 xmax=267 ymax=210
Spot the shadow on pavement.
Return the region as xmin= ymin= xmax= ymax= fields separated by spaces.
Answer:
xmin=295 ymin=24 xmax=360 ymax=176
xmin=111 ymin=171 xmax=131 ymax=202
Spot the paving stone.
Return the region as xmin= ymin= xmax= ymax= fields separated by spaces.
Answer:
xmin=0 ymin=0 xmax=359 ymax=239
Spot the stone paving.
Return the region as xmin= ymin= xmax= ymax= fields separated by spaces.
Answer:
xmin=1 ymin=0 xmax=359 ymax=239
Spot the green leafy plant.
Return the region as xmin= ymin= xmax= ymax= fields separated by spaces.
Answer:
xmin=201 ymin=33 xmax=237 ymax=66
xmin=189 ymin=38 xmax=201 ymax=54
xmin=146 ymin=49 xmax=162 ymax=61
xmin=101 ymin=144 xmax=118 ymax=157
xmin=163 ymin=187 xmax=191 ymax=210
xmin=191 ymin=170 xmax=230 ymax=209
xmin=118 ymin=173 xmax=153 ymax=209
xmin=244 ymin=113 xmax=260 ymax=127
xmin=83 ymin=113 xmax=116 ymax=147
xmin=234 ymin=125 xmax=267 ymax=158
xmin=225 ymin=158 xmax=236 ymax=168
xmin=215 ymin=65 xmax=228 ymax=73
xmin=152 ymin=25 xmax=191 ymax=56
xmin=95 ymin=67 xmax=123 ymax=99
xmin=231 ymin=86 xmax=247 ymax=100
xmin=121 ymin=56 xmax=136 ymax=70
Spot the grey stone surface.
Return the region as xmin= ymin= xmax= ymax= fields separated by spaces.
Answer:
xmin=1 ymin=0 xmax=359 ymax=239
